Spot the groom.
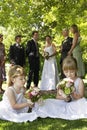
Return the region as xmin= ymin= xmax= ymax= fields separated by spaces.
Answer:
xmin=26 ymin=31 xmax=40 ymax=89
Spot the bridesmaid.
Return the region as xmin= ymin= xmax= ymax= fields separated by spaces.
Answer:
xmin=68 ymin=24 xmax=85 ymax=78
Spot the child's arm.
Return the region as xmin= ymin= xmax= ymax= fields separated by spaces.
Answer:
xmin=6 ymin=88 xmax=34 ymax=109
xmin=71 ymin=79 xmax=84 ymax=99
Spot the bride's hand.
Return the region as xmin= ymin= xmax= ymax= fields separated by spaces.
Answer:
xmin=45 ymin=56 xmax=49 ymax=60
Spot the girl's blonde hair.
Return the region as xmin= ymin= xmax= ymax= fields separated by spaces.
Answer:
xmin=62 ymin=56 xmax=78 ymax=71
xmin=7 ymin=65 xmax=26 ymax=86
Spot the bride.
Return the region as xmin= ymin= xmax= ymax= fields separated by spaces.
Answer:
xmin=40 ymin=35 xmax=59 ymax=90
xmin=33 ymin=56 xmax=87 ymax=120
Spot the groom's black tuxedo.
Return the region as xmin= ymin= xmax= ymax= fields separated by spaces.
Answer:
xmin=26 ymin=39 xmax=40 ymax=89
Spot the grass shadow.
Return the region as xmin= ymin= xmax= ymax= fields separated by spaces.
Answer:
xmin=1 ymin=118 xmax=87 ymax=130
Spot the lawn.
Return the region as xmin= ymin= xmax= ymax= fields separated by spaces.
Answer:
xmin=0 ymin=80 xmax=87 ymax=130
xmin=1 ymin=117 xmax=87 ymax=130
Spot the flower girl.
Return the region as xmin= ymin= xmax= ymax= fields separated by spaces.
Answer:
xmin=33 ymin=56 xmax=87 ymax=120
xmin=0 ymin=65 xmax=37 ymax=122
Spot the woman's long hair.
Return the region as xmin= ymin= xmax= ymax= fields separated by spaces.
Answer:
xmin=71 ymin=24 xmax=79 ymax=33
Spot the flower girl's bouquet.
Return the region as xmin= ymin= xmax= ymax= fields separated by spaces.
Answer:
xmin=25 ymin=87 xmax=42 ymax=103
xmin=57 ymin=78 xmax=75 ymax=102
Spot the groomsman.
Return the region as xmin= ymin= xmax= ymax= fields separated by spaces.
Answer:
xmin=9 ymin=35 xmax=25 ymax=67
xmin=26 ymin=31 xmax=40 ymax=89
xmin=60 ymin=28 xmax=73 ymax=79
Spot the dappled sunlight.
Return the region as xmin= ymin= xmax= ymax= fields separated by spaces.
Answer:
xmin=0 ymin=0 xmax=87 ymax=129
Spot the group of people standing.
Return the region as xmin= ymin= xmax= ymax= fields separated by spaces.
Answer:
xmin=0 ymin=24 xmax=85 ymax=94
xmin=0 ymin=49 xmax=86 ymax=122
xmin=0 ymin=24 xmax=86 ymax=123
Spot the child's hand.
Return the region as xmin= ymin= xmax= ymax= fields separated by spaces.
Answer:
xmin=27 ymin=99 xmax=34 ymax=108
xmin=58 ymin=89 xmax=67 ymax=98
xmin=37 ymin=97 xmax=44 ymax=105
xmin=64 ymin=96 xmax=71 ymax=102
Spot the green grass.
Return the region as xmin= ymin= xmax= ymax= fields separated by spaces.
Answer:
xmin=0 ymin=82 xmax=87 ymax=130
xmin=0 ymin=116 xmax=87 ymax=130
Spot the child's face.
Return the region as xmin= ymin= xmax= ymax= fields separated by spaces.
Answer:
xmin=13 ymin=75 xmax=26 ymax=88
xmin=63 ymin=69 xmax=76 ymax=79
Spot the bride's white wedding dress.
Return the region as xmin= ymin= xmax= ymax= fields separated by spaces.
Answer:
xmin=40 ymin=45 xmax=59 ymax=90
xmin=33 ymin=78 xmax=87 ymax=120
xmin=0 ymin=87 xmax=37 ymax=123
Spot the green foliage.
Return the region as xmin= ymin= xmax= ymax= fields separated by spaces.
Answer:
xmin=0 ymin=0 xmax=87 ymax=73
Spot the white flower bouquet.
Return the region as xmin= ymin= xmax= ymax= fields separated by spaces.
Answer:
xmin=57 ymin=78 xmax=75 ymax=102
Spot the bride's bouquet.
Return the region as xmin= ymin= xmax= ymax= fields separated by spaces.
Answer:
xmin=43 ymin=51 xmax=49 ymax=60
xmin=57 ymin=78 xmax=75 ymax=102
xmin=25 ymin=87 xmax=42 ymax=103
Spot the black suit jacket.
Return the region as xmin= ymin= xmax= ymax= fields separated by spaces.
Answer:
xmin=26 ymin=39 xmax=39 ymax=63
xmin=60 ymin=37 xmax=73 ymax=64
xmin=9 ymin=43 xmax=25 ymax=66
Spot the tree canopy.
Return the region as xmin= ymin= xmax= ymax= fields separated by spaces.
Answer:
xmin=0 ymin=0 xmax=87 ymax=63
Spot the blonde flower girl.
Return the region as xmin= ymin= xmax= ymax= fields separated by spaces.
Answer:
xmin=0 ymin=65 xmax=37 ymax=122
xmin=33 ymin=56 xmax=87 ymax=120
